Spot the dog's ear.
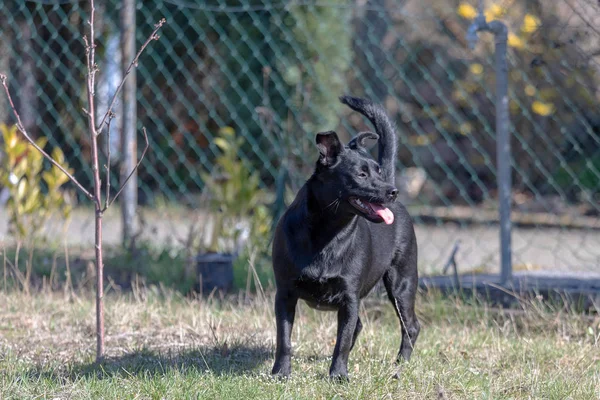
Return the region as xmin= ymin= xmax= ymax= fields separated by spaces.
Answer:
xmin=347 ymin=131 xmax=379 ymax=150
xmin=316 ymin=131 xmax=344 ymax=167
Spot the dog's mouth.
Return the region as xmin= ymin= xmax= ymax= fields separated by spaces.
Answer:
xmin=348 ymin=196 xmax=394 ymax=225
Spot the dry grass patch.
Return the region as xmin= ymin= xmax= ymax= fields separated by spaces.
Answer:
xmin=1 ymin=288 xmax=599 ymax=399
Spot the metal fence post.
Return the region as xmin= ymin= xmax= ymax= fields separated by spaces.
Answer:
xmin=467 ymin=7 xmax=512 ymax=284
xmin=494 ymin=26 xmax=512 ymax=284
xmin=120 ymin=0 xmax=137 ymax=246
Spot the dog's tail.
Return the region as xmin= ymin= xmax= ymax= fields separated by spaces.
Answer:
xmin=339 ymin=95 xmax=397 ymax=184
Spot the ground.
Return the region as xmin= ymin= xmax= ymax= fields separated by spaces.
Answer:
xmin=1 ymin=289 xmax=599 ymax=399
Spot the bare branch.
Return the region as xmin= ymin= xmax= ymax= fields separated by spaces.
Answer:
xmin=104 ymin=113 xmax=115 ymax=210
xmin=103 ymin=127 xmax=149 ymax=211
xmin=0 ymin=74 xmax=95 ymax=201
xmin=83 ymin=0 xmax=102 ymax=212
xmin=96 ymin=19 xmax=166 ymax=134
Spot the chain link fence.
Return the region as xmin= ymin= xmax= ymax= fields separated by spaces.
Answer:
xmin=1 ymin=0 xmax=600 ymax=276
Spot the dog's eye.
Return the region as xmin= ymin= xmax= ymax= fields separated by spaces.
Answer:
xmin=376 ymin=166 xmax=381 ymax=174
xmin=358 ymin=172 xmax=368 ymax=178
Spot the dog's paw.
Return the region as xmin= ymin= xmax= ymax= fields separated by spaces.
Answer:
xmin=328 ymin=371 xmax=350 ymax=383
xmin=391 ymin=363 xmax=405 ymax=380
xmin=272 ymin=372 xmax=291 ymax=381
xmin=329 ymin=374 xmax=350 ymax=383
xmin=271 ymin=364 xmax=291 ymax=380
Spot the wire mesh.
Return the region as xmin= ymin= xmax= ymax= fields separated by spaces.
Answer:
xmin=1 ymin=0 xmax=599 ymax=275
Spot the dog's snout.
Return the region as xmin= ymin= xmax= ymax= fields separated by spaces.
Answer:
xmin=386 ymin=187 xmax=399 ymax=201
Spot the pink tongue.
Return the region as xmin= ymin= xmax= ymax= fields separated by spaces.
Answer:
xmin=369 ymin=203 xmax=394 ymax=225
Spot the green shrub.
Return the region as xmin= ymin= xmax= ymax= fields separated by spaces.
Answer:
xmin=201 ymin=127 xmax=274 ymax=290
xmin=0 ymin=124 xmax=72 ymax=244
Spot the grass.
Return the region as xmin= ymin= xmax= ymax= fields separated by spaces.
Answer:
xmin=1 ymin=288 xmax=599 ymax=399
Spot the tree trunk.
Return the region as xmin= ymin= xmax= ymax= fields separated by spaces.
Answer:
xmin=120 ymin=0 xmax=138 ymax=247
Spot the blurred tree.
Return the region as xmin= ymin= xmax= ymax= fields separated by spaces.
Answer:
xmin=346 ymin=0 xmax=600 ymax=205
xmin=124 ymin=1 xmax=352 ymax=194
xmin=453 ymin=0 xmax=600 ymax=199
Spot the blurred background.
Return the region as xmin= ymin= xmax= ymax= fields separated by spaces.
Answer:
xmin=0 ymin=0 xmax=599 ymax=293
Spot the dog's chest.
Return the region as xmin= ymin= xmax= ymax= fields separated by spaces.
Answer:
xmin=285 ymin=218 xmax=361 ymax=310
xmin=295 ymin=274 xmax=346 ymax=310
xmin=293 ymin=259 xmax=349 ymax=311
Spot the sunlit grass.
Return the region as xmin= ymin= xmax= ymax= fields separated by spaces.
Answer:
xmin=1 ymin=288 xmax=599 ymax=399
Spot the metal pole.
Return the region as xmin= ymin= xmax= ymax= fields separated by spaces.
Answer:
xmin=466 ymin=11 xmax=512 ymax=284
xmin=120 ymin=0 xmax=137 ymax=246
xmin=494 ymin=28 xmax=512 ymax=284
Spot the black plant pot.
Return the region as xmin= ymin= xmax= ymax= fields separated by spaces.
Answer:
xmin=195 ymin=252 xmax=234 ymax=295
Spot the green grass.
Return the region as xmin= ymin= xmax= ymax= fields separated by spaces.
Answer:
xmin=1 ymin=289 xmax=599 ymax=399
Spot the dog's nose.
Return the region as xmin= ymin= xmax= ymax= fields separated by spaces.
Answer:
xmin=386 ymin=187 xmax=399 ymax=201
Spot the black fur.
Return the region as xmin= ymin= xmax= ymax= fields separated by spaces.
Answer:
xmin=271 ymin=95 xmax=420 ymax=380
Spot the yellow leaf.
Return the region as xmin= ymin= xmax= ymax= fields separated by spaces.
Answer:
xmin=29 ymin=150 xmax=44 ymax=174
xmin=522 ymin=14 xmax=541 ymax=33
xmin=7 ymin=130 xmax=18 ymax=149
xmin=488 ymin=3 xmax=505 ymax=18
xmin=2 ymin=124 xmax=16 ymax=148
xmin=483 ymin=4 xmax=506 ymax=22
xmin=14 ymin=158 xmax=28 ymax=177
xmin=54 ymin=170 xmax=71 ymax=187
xmin=16 ymin=178 xmax=26 ymax=200
xmin=10 ymin=143 xmax=28 ymax=167
xmin=214 ymin=137 xmax=229 ymax=151
xmin=23 ymin=189 xmax=41 ymax=214
xmin=219 ymin=126 xmax=235 ymax=137
xmin=43 ymin=171 xmax=56 ymax=188
xmin=507 ymin=33 xmax=525 ymax=49
xmin=470 ymin=63 xmax=484 ymax=75
xmin=410 ymin=135 xmax=432 ymax=146
xmin=532 ymin=101 xmax=555 ymax=116
xmin=457 ymin=3 xmax=477 ymax=19
xmin=459 ymin=122 xmax=473 ymax=135
xmin=35 ymin=137 xmax=48 ymax=150
xmin=525 ymin=85 xmax=536 ymax=96
xmin=452 ymin=90 xmax=467 ymax=103
xmin=51 ymin=147 xmax=65 ymax=165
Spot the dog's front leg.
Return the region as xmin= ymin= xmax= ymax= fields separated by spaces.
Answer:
xmin=329 ymin=296 xmax=359 ymax=380
xmin=271 ymin=289 xmax=298 ymax=377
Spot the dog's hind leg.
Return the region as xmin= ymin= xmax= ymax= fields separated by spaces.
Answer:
xmin=383 ymin=261 xmax=420 ymax=362
xmin=271 ymin=289 xmax=298 ymax=377
xmin=349 ymin=317 xmax=363 ymax=351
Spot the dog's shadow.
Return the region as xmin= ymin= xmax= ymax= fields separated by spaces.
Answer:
xmin=30 ymin=343 xmax=272 ymax=382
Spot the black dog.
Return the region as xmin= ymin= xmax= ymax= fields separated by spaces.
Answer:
xmin=271 ymin=96 xmax=420 ymax=380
